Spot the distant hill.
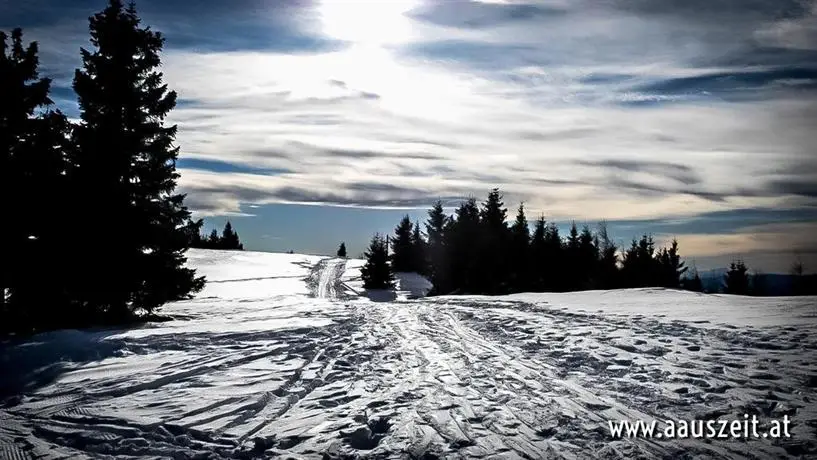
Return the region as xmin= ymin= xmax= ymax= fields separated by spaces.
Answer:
xmin=696 ymin=269 xmax=816 ymax=296
xmin=698 ymin=268 xmax=727 ymax=294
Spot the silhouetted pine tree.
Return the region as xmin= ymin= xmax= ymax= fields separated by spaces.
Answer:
xmin=391 ymin=215 xmax=414 ymax=272
xmin=543 ymin=222 xmax=563 ymax=291
xmin=360 ymin=234 xmax=394 ymax=290
xmin=529 ymin=216 xmax=547 ymax=291
xmin=656 ymin=239 xmax=687 ymax=288
xmin=578 ymin=225 xmax=598 ymax=289
xmin=639 ymin=234 xmax=658 ymax=286
xmin=563 ymin=222 xmax=582 ymax=291
xmin=69 ymin=0 xmax=204 ymax=318
xmin=410 ymin=220 xmax=426 ymax=274
xmin=448 ymin=198 xmax=481 ymax=293
xmin=723 ymin=260 xmax=749 ymax=295
xmin=187 ymin=220 xmax=243 ymax=250
xmin=621 ymin=239 xmax=640 ymax=287
xmin=337 ymin=242 xmax=347 ymax=258
xmin=478 ymin=189 xmax=510 ymax=294
xmin=187 ymin=219 xmax=204 ymax=247
xmin=596 ymin=222 xmax=619 ymax=290
xmin=207 ymin=229 xmax=220 ymax=248
xmin=1 ymin=29 xmax=72 ymax=332
xmin=621 ymin=234 xmax=659 ymax=288
xmin=425 ymin=201 xmax=451 ymax=294
xmin=220 ymin=221 xmax=243 ymax=250
xmin=509 ymin=203 xmax=531 ymax=291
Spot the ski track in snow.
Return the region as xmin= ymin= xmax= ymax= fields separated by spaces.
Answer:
xmin=1 ymin=250 xmax=816 ymax=459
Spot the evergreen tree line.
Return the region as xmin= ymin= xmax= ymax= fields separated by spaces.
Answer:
xmin=1 ymin=1 xmax=204 ymax=335
xmin=361 ymin=188 xmax=693 ymax=294
xmin=361 ymin=190 xmax=817 ymax=297
xmin=189 ymin=220 xmax=244 ymax=250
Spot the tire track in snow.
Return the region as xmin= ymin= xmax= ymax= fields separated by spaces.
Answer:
xmin=2 ymin=257 xmax=368 ymax=459
xmin=308 ymin=258 xmax=348 ymax=299
xmin=335 ymin=298 xmax=817 ymax=459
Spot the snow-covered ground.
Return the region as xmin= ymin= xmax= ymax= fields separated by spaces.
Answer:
xmin=2 ymin=249 xmax=816 ymax=459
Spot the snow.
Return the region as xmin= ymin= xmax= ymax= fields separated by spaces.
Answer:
xmin=340 ymin=259 xmax=433 ymax=301
xmin=393 ymin=272 xmax=434 ymax=299
xmin=2 ymin=249 xmax=816 ymax=459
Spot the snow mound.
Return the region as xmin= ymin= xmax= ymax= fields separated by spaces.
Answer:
xmin=339 ymin=260 xmax=432 ymax=301
xmin=394 ymin=272 xmax=434 ymax=299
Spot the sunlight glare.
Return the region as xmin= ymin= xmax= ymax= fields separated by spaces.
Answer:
xmin=317 ymin=0 xmax=418 ymax=46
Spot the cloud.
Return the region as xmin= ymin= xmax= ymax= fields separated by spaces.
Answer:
xmin=577 ymin=159 xmax=702 ymax=185
xmin=765 ymin=179 xmax=817 ymax=198
xmin=632 ymin=67 xmax=817 ymax=101
xmin=6 ymin=0 xmax=817 ymax=269
xmin=648 ymin=216 xmax=817 ymax=272
xmin=754 ymin=0 xmax=817 ymax=51
xmin=177 ymin=169 xmax=475 ymax=215
xmin=160 ymin=41 xmax=815 ymax=217
xmin=669 ymin=221 xmax=817 ymax=259
xmin=407 ymin=2 xmax=568 ymax=29
xmin=605 ymin=207 xmax=817 ymax=236
xmin=16 ymin=0 xmax=816 ymax=221
xmin=605 ymin=0 xmax=809 ymax=21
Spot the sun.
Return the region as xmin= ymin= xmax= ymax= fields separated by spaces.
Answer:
xmin=317 ymin=0 xmax=419 ymax=47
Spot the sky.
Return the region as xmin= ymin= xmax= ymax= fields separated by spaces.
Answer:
xmin=3 ymin=0 xmax=816 ymax=273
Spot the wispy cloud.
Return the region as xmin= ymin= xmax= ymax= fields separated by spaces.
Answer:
xmin=679 ymin=221 xmax=817 ymax=255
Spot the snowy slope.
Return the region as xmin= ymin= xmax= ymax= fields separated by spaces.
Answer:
xmin=1 ymin=249 xmax=816 ymax=459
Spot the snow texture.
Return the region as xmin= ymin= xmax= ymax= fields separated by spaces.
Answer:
xmin=1 ymin=249 xmax=816 ymax=459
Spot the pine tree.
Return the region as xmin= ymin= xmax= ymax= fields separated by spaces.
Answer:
xmin=448 ymin=198 xmax=481 ymax=293
xmin=578 ymin=225 xmax=598 ymax=289
xmin=69 ymin=0 xmax=204 ymax=317
xmin=391 ymin=215 xmax=414 ymax=272
xmin=621 ymin=239 xmax=640 ymax=287
xmin=187 ymin=219 xmax=204 ymax=248
xmin=425 ymin=201 xmax=451 ymax=294
xmin=207 ymin=229 xmax=220 ymax=248
xmin=360 ymin=234 xmax=395 ymax=290
xmin=596 ymin=222 xmax=619 ymax=290
xmin=723 ymin=260 xmax=750 ymax=295
xmin=656 ymin=239 xmax=687 ymax=288
xmin=509 ymin=203 xmax=531 ymax=292
xmin=337 ymin=242 xmax=347 ymax=258
xmin=410 ymin=221 xmax=426 ymax=274
xmin=543 ymin=222 xmax=563 ymax=291
xmin=566 ymin=222 xmax=580 ymax=251
xmin=478 ymin=188 xmax=510 ymax=294
xmin=529 ymin=216 xmax=547 ymax=291
xmin=563 ymin=222 xmax=582 ymax=290
xmin=221 ymin=221 xmax=242 ymax=250
xmin=1 ymin=29 xmax=71 ymax=332
xmin=621 ymin=234 xmax=659 ymax=288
